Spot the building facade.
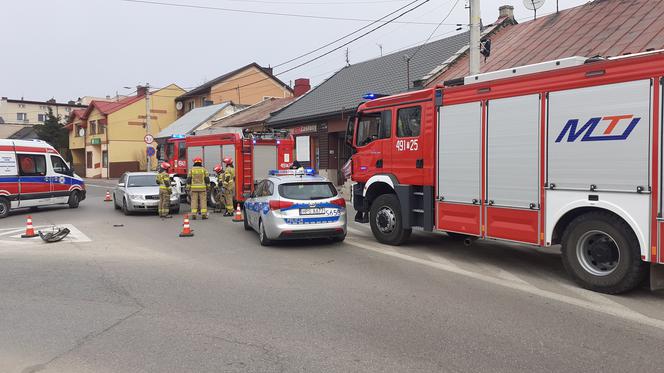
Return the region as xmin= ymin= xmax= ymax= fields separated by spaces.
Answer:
xmin=67 ymin=84 xmax=185 ymax=178
xmin=0 ymin=97 xmax=86 ymax=125
xmin=176 ymin=63 xmax=293 ymax=117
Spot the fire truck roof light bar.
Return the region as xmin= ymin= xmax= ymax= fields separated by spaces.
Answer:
xmin=463 ymin=56 xmax=589 ymax=85
xmin=363 ymin=92 xmax=389 ymax=100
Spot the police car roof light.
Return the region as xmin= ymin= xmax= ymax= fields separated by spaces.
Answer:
xmin=268 ymin=168 xmax=317 ymax=176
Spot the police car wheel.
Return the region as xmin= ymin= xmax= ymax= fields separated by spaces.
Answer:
xmin=68 ymin=192 xmax=80 ymax=209
xmin=369 ymin=194 xmax=411 ymax=246
xmin=243 ymin=208 xmax=251 ymax=231
xmin=0 ymin=198 xmax=9 ymax=219
xmin=561 ymin=211 xmax=647 ymax=294
xmin=259 ymin=220 xmax=272 ymax=246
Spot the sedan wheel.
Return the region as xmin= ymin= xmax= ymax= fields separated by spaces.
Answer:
xmin=122 ymin=199 xmax=132 ymax=216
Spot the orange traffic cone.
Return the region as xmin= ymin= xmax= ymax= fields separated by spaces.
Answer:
xmin=21 ymin=215 xmax=38 ymax=238
xmin=179 ymin=214 xmax=194 ymax=237
xmin=232 ymin=204 xmax=243 ymax=222
xmin=104 ymin=191 xmax=112 ymax=202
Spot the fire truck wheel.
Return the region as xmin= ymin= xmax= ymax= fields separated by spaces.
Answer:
xmin=370 ymin=194 xmax=411 ymax=246
xmin=561 ymin=211 xmax=647 ymax=294
xmin=0 ymin=198 xmax=9 ymax=219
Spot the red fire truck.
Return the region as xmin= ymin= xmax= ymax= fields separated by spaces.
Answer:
xmin=348 ymin=51 xmax=664 ymax=294
xmin=159 ymin=131 xmax=294 ymax=204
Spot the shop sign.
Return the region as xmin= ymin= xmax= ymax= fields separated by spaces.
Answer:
xmin=90 ymin=138 xmax=101 ymax=145
xmin=291 ymin=124 xmax=317 ymax=135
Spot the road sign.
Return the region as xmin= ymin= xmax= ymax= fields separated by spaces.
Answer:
xmin=147 ymin=146 xmax=156 ymax=157
xmin=144 ymin=134 xmax=154 ymax=144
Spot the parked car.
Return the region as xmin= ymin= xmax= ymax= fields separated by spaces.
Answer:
xmin=0 ymin=139 xmax=85 ymax=218
xmin=113 ymin=172 xmax=180 ymax=215
xmin=243 ymin=170 xmax=347 ymax=245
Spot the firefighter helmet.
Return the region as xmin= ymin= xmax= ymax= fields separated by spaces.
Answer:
xmin=193 ymin=157 xmax=203 ymax=164
xmin=160 ymin=161 xmax=171 ymax=170
xmin=223 ymin=157 xmax=233 ymax=165
xmin=213 ymin=164 xmax=222 ymax=173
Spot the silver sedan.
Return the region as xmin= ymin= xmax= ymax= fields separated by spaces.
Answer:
xmin=243 ymin=173 xmax=347 ymax=246
xmin=113 ymin=172 xmax=180 ymax=215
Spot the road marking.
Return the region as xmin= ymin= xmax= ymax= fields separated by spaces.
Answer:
xmin=345 ymin=238 xmax=664 ymax=331
xmin=427 ymin=254 xmax=459 ymax=268
xmin=2 ymin=224 xmax=91 ymax=243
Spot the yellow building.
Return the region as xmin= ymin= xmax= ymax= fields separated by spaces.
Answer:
xmin=176 ymin=63 xmax=293 ymax=117
xmin=66 ymin=84 xmax=185 ymax=178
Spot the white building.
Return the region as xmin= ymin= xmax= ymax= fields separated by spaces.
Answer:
xmin=0 ymin=97 xmax=86 ymax=125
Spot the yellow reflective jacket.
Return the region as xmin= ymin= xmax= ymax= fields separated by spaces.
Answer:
xmin=156 ymin=172 xmax=171 ymax=191
xmin=222 ymin=166 xmax=235 ymax=190
xmin=187 ymin=166 xmax=210 ymax=191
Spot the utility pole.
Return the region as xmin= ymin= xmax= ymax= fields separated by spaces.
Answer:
xmin=469 ymin=0 xmax=481 ymax=75
xmin=145 ymin=82 xmax=152 ymax=172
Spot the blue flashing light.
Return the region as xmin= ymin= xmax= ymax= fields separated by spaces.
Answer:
xmin=171 ymin=134 xmax=186 ymax=139
xmin=276 ymin=140 xmax=281 ymax=145
xmin=252 ymin=139 xmax=257 ymax=144
xmin=268 ymin=168 xmax=317 ymax=176
xmin=363 ymin=92 xmax=388 ymax=100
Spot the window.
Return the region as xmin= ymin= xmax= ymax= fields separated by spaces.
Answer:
xmin=89 ymin=120 xmax=96 ymax=135
xmin=278 ymin=182 xmax=337 ymax=200
xmin=18 ymin=103 xmax=25 ymax=108
xmin=119 ymin=173 xmax=127 ymax=185
xmin=65 ymin=107 xmax=71 ymax=112
xmin=75 ymin=124 xmax=82 ymax=137
xmin=254 ymin=180 xmax=265 ymax=197
xmin=262 ymin=181 xmax=274 ymax=197
xmin=102 ymin=151 xmax=108 ymax=168
xmin=51 ymin=155 xmax=70 ymax=175
xmin=97 ymin=121 xmax=105 ymax=134
xmin=178 ymin=141 xmax=187 ymax=159
xmin=295 ymin=136 xmax=310 ymax=162
xmin=18 ymin=154 xmax=46 ymax=176
xmin=86 ymin=152 xmax=93 ymax=168
xmin=356 ymin=111 xmax=391 ymax=146
xmin=397 ymin=106 xmax=421 ymax=138
xmin=38 ymin=114 xmax=46 ymax=122
xmin=187 ymin=101 xmax=194 ymax=112
xmin=39 ymin=105 xmax=46 ymax=110
xmin=166 ymin=143 xmax=175 ymax=159
xmin=127 ymin=175 xmax=159 ymax=187
xmin=17 ymin=113 xmax=27 ymax=121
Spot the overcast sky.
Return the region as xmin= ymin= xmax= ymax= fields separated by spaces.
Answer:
xmin=1 ymin=0 xmax=589 ymax=102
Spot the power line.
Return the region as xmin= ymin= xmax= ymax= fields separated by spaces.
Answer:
xmin=408 ymin=0 xmax=461 ymax=61
xmin=209 ymin=0 xmax=431 ymax=96
xmin=120 ymin=0 xmax=446 ymax=25
xmin=273 ymin=0 xmax=425 ymax=69
xmin=212 ymin=0 xmax=411 ymax=4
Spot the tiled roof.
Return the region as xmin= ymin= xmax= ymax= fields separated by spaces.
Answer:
xmin=268 ymin=31 xmax=471 ymax=126
xmin=178 ymin=63 xmax=293 ymax=100
xmin=430 ymin=0 xmax=664 ymax=84
xmin=156 ymin=102 xmax=232 ymax=138
xmin=210 ymin=97 xmax=295 ymax=129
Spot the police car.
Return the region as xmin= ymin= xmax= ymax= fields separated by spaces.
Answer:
xmin=243 ymin=169 xmax=347 ymax=245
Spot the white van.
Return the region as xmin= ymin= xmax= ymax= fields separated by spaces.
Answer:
xmin=0 ymin=139 xmax=86 ymax=218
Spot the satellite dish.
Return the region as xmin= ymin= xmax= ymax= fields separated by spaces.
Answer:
xmin=175 ymin=101 xmax=183 ymax=111
xmin=78 ymin=128 xmax=85 ymax=137
xmin=523 ymin=0 xmax=545 ymax=19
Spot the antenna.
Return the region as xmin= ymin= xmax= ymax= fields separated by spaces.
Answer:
xmin=523 ymin=0 xmax=545 ymax=19
xmin=377 ymin=43 xmax=383 ymax=57
xmin=345 ymin=48 xmax=350 ymax=66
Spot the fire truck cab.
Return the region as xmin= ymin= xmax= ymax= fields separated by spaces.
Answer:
xmin=348 ymin=51 xmax=664 ymax=294
xmin=159 ymin=131 xmax=294 ymax=205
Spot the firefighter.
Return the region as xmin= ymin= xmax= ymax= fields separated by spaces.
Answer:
xmin=187 ymin=157 xmax=210 ymax=220
xmin=213 ymin=164 xmax=224 ymax=213
xmin=156 ymin=161 xmax=173 ymax=218
xmin=221 ymin=157 xmax=235 ymax=216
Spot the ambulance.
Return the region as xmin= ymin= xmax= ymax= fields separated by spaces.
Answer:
xmin=0 ymin=139 xmax=85 ymax=218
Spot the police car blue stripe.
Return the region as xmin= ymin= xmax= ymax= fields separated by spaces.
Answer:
xmin=284 ymin=216 xmax=340 ymax=224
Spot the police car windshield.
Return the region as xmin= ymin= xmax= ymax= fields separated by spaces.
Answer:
xmin=127 ymin=175 xmax=159 ymax=188
xmin=278 ymin=182 xmax=337 ymax=200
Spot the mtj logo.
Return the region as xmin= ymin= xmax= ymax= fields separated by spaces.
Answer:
xmin=555 ymin=115 xmax=640 ymax=143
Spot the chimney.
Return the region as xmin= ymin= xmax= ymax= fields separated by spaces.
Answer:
xmin=293 ymin=78 xmax=311 ymax=97
xmin=263 ymin=66 xmax=273 ymax=76
xmin=499 ymin=5 xmax=514 ymax=20
xmin=137 ymin=85 xmax=148 ymax=96
xmin=47 ymin=98 xmax=56 ymax=104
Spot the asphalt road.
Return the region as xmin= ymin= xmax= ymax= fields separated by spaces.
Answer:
xmin=1 ymin=180 xmax=664 ymax=373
